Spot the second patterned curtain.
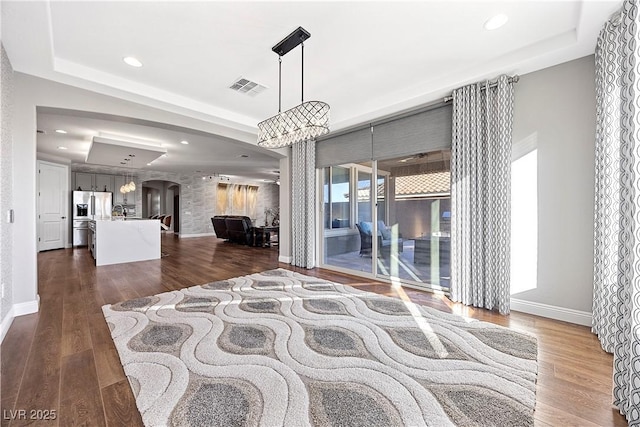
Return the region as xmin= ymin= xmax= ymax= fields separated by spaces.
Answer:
xmin=592 ymin=0 xmax=640 ymax=423
xmin=291 ymin=140 xmax=316 ymax=268
xmin=450 ymin=75 xmax=514 ymax=315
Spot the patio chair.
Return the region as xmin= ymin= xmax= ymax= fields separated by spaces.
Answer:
xmin=356 ymin=221 xmax=403 ymax=257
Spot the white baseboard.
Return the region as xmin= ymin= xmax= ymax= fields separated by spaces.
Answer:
xmin=178 ymin=232 xmax=216 ymax=238
xmin=14 ymin=296 xmax=40 ymax=316
xmin=511 ymin=298 xmax=592 ymax=326
xmin=0 ymin=296 xmax=40 ymax=344
xmin=278 ymin=255 xmax=292 ymax=264
xmin=0 ymin=307 xmax=15 ymax=344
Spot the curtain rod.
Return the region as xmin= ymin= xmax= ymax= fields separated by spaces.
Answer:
xmin=443 ymin=75 xmax=520 ymax=103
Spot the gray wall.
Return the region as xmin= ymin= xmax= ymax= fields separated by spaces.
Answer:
xmin=1 ymin=44 xmax=14 ymax=325
xmin=511 ymin=55 xmax=596 ymax=313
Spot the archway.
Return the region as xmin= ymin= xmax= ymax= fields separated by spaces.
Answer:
xmin=142 ymin=180 xmax=181 ymax=232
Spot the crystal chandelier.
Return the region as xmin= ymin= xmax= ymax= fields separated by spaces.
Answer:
xmin=257 ymin=27 xmax=330 ymax=149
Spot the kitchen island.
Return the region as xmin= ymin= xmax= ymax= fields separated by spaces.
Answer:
xmin=89 ymin=218 xmax=161 ymax=266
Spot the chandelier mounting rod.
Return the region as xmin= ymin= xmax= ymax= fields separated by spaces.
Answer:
xmin=272 ymin=26 xmax=310 ymax=56
xmin=257 ymin=26 xmax=329 ymax=149
xmin=278 ymin=56 xmax=282 ymax=113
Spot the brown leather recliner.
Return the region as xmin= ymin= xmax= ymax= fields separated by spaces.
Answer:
xmin=225 ymin=216 xmax=253 ymax=244
xmin=211 ymin=215 xmax=269 ymax=246
xmin=211 ymin=216 xmax=229 ymax=240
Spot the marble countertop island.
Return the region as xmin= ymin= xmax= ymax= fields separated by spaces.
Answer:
xmin=90 ymin=219 xmax=161 ymax=266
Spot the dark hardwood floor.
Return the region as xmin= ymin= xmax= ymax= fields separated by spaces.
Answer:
xmin=1 ymin=234 xmax=627 ymax=426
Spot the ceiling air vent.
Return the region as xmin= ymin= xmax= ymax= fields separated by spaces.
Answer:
xmin=229 ymin=77 xmax=267 ymax=97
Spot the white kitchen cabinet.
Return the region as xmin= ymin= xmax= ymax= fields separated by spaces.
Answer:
xmin=74 ymin=173 xmax=136 ymax=205
xmin=74 ymin=172 xmax=94 ymax=191
xmin=95 ymin=174 xmax=115 ymax=193
xmin=114 ymin=176 xmax=125 ymax=204
xmin=114 ymin=176 xmax=136 ymax=205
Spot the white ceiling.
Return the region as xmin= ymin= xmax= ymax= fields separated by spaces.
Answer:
xmin=86 ymin=136 xmax=167 ymax=171
xmin=36 ymin=108 xmax=283 ymax=180
xmin=1 ymin=0 xmax=622 ymax=178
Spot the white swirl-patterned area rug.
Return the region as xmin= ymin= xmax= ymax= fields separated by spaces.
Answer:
xmin=103 ymin=269 xmax=538 ymax=427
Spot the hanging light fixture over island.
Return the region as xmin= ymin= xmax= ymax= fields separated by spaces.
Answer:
xmin=119 ymin=154 xmax=137 ymax=194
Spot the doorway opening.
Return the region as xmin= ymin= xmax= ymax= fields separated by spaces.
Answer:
xmin=141 ymin=180 xmax=180 ymax=233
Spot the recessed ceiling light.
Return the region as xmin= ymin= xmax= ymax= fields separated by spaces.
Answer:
xmin=55 ymin=129 xmax=67 ymax=134
xmin=484 ymin=13 xmax=508 ymax=31
xmin=180 ymin=140 xmax=189 ymax=145
xmin=57 ymin=146 xmax=68 ymax=150
xmin=123 ymin=56 xmax=143 ymax=67
xmin=146 ymin=163 xmax=152 ymax=166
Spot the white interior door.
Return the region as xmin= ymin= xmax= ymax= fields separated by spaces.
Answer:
xmin=38 ymin=161 xmax=69 ymax=251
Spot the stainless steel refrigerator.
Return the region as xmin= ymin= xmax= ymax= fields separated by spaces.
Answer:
xmin=72 ymin=191 xmax=112 ymax=246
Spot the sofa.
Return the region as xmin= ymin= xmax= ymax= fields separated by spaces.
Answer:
xmin=355 ymin=221 xmax=404 ymax=256
xmin=211 ymin=216 xmax=270 ymax=246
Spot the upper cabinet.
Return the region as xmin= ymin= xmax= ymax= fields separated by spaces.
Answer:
xmin=73 ymin=172 xmax=136 ymax=205
xmin=95 ymin=174 xmax=115 ymax=193
xmin=114 ymin=175 xmax=136 ymax=205
xmin=74 ymin=172 xmax=94 ymax=191
xmin=73 ymin=172 xmax=115 ymax=193
xmin=114 ymin=176 xmax=125 ymax=204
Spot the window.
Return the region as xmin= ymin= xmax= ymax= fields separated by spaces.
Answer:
xmin=357 ymin=170 xmax=372 ymax=224
xmin=324 ymin=166 xmax=351 ymax=229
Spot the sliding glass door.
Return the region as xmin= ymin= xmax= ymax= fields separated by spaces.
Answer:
xmin=376 ymin=151 xmax=451 ymax=289
xmin=322 ymin=163 xmax=374 ymax=275
xmin=320 ymin=151 xmax=451 ymax=291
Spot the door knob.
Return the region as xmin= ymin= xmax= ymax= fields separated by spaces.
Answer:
xmin=61 ymin=216 xmax=67 ymax=219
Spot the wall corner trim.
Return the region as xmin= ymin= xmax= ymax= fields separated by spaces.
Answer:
xmin=511 ymin=298 xmax=592 ymax=326
xmin=0 ymin=307 xmax=15 ymax=344
xmin=0 ymin=295 xmax=40 ymax=343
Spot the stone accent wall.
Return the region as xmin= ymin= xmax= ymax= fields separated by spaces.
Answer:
xmin=256 ymin=184 xmax=280 ymax=227
xmin=71 ymin=164 xmax=279 ymax=236
xmin=1 ymin=44 xmax=14 ymax=322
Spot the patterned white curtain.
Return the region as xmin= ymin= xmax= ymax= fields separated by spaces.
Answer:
xmin=450 ymin=75 xmax=514 ymax=315
xmin=593 ymin=1 xmax=640 ymax=423
xmin=592 ymin=10 xmax=622 ymax=354
xmin=291 ymin=140 xmax=316 ymax=268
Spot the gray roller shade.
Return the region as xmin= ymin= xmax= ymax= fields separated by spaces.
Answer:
xmin=316 ymin=127 xmax=372 ymax=168
xmin=372 ymin=104 xmax=452 ymax=160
